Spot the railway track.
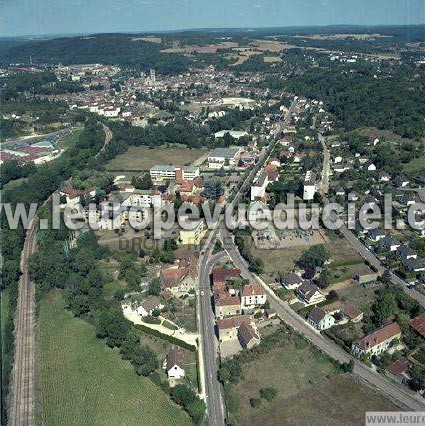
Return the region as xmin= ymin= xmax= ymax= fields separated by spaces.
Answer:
xmin=8 ymin=221 xmax=37 ymax=426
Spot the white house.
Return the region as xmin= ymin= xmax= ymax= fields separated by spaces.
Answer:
xmin=296 ymin=281 xmax=325 ymax=305
xmin=351 ymin=323 xmax=401 ymax=357
xmin=241 ymin=284 xmax=266 ymax=311
xmin=250 ymin=173 xmax=269 ymax=201
xmin=303 ymin=171 xmax=316 ymax=201
xmin=280 ymin=272 xmax=304 ymax=290
xmin=136 ymin=296 xmax=164 ymax=317
xmin=166 ymin=346 xmax=185 ymax=379
xmin=308 ymin=306 xmax=335 ymax=330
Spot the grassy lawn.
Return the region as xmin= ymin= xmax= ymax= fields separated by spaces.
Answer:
xmin=248 ymin=234 xmax=366 ymax=276
xmin=104 ymin=145 xmax=208 ymax=171
xmin=228 ymin=327 xmax=396 ymax=425
xmin=233 ymin=339 xmax=340 ymax=418
xmin=403 ymin=154 xmax=425 ymax=177
xmin=38 ymin=291 xmax=190 ymax=426
xmin=337 ymin=283 xmax=380 ymax=314
xmin=244 ymin=375 xmax=397 ymax=426
xmin=137 ymin=330 xmax=199 ymax=391
xmin=57 ymin=129 xmax=83 ymax=149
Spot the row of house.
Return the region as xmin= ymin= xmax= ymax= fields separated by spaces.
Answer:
xmin=211 ymin=267 xmax=267 ymax=353
xmin=280 ymin=272 xmax=326 ymax=305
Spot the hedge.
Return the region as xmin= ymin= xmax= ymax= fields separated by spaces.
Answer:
xmin=135 ymin=324 xmax=197 ymax=352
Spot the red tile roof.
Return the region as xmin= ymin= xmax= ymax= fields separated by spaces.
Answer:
xmin=238 ymin=321 xmax=259 ymax=347
xmin=342 ymin=304 xmax=363 ymax=321
xmin=167 ymin=346 xmax=185 ymax=370
xmin=241 ymin=284 xmax=264 ymax=298
xmin=409 ymin=313 xmax=425 ymax=338
xmin=161 ymin=267 xmax=188 ymax=288
xmin=356 ymin=323 xmax=401 ymax=351
xmin=212 ymin=268 xmax=240 ymax=286
xmin=213 ymin=290 xmax=240 ymax=307
xmin=387 ymin=357 xmax=410 ymax=375
xmin=216 ymin=315 xmax=249 ymax=330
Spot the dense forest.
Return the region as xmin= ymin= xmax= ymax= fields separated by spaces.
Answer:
xmin=1 ymin=34 xmax=190 ymax=75
xmin=285 ymin=64 xmax=425 ymax=138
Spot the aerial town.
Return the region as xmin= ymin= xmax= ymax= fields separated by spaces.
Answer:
xmin=1 ymin=11 xmax=425 ymax=426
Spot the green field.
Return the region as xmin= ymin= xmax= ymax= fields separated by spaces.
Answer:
xmin=38 ymin=291 xmax=190 ymax=426
xmin=228 ymin=331 xmax=397 ymax=425
xmin=104 ymin=145 xmax=208 ymax=171
xmin=1 ymin=289 xmax=10 ymax=341
xmin=244 ymin=375 xmax=397 ymax=426
xmin=248 ymin=235 xmax=366 ymax=276
xmin=403 ymin=154 xmax=425 ymax=177
xmin=57 ymin=129 xmax=83 ymax=149
xmin=233 ymin=339 xmax=340 ymax=418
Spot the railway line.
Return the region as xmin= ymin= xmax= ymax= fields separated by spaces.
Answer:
xmin=8 ymin=220 xmax=37 ymax=426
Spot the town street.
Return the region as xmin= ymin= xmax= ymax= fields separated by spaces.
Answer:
xmin=196 ymin=102 xmax=295 ymax=424
xmin=219 ymin=227 xmax=425 ymax=412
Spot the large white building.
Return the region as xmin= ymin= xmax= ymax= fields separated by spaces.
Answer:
xmin=303 ymin=171 xmax=317 ymax=201
xmin=149 ymin=165 xmax=200 ymax=183
xmin=207 ymin=147 xmax=242 ymax=169
xmin=241 ymin=284 xmax=266 ymax=312
xmin=214 ymin=130 xmax=248 ymax=139
xmin=250 ymin=173 xmax=269 ymax=201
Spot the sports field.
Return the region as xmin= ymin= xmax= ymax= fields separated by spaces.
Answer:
xmin=37 ymin=291 xmax=190 ymax=426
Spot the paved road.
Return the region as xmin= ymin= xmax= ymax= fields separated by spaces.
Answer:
xmin=319 ymin=135 xmax=425 ymax=309
xmin=94 ymin=123 xmax=113 ymax=159
xmin=196 ymin=103 xmax=295 ymax=424
xmin=219 ymin=227 xmax=425 ymax=411
xmin=197 ymin=249 xmax=228 ymax=426
xmin=8 ymin=221 xmax=37 ymax=426
xmin=338 ymin=223 xmax=425 ymax=308
xmin=318 ymin=133 xmax=330 ymax=195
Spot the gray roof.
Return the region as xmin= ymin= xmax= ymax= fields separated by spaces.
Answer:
xmin=308 ymin=306 xmax=326 ymax=323
xmin=141 ymin=296 xmax=161 ymax=312
xmin=150 ymin=164 xmax=175 ymax=172
xmin=297 ymin=281 xmax=320 ymax=301
xmin=209 ymin=147 xmax=240 ymax=159
xmin=167 ymin=346 xmax=185 ymax=370
xmin=281 ymin=273 xmax=303 ymax=286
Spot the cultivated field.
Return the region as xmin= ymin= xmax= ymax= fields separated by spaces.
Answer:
xmin=243 ymin=375 xmax=397 ymax=426
xmin=105 ymin=145 xmax=208 ymax=172
xmin=37 ymin=291 xmax=190 ymax=426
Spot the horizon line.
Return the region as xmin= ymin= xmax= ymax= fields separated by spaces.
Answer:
xmin=2 ymin=22 xmax=424 ymax=40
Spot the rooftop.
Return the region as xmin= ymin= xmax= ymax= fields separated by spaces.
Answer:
xmin=356 ymin=322 xmax=401 ymax=351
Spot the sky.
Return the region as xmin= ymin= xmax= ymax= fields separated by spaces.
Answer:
xmin=1 ymin=0 xmax=424 ymax=37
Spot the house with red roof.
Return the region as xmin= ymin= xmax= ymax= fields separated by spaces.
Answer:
xmin=213 ymin=289 xmax=241 ymax=319
xmin=241 ymin=284 xmax=266 ymax=312
xmin=409 ymin=313 xmax=425 ymax=338
xmin=212 ymin=268 xmax=240 ymax=290
xmin=351 ymin=323 xmax=401 ymax=357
